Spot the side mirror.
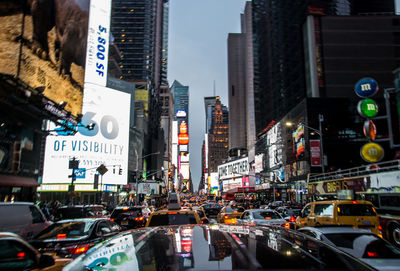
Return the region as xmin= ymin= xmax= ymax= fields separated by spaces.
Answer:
xmin=38 ymin=254 xmax=55 ymax=268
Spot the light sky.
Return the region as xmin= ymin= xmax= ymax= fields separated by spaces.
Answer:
xmin=167 ymin=0 xmax=247 ymax=191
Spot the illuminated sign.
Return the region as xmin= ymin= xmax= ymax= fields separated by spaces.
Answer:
xmin=179 ymin=121 xmax=188 ymax=134
xmin=360 ymin=142 xmax=384 ymax=162
xmin=178 ymin=133 xmax=189 ymax=145
xmin=355 ymin=77 xmax=379 ymax=98
xmin=358 ymin=99 xmax=378 ymax=118
xmin=176 ymin=110 xmax=187 ymax=118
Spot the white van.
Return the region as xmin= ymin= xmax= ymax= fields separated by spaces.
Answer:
xmin=168 ymin=192 xmax=181 ymax=210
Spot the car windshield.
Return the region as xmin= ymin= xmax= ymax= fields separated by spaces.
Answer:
xmin=253 ymin=211 xmax=281 ymax=219
xmin=148 ymin=214 xmax=197 ymax=226
xmin=55 ymin=208 xmax=84 ymax=220
xmin=337 ymin=204 xmax=376 ymax=216
xmin=225 ymin=206 xmax=244 ymax=213
xmin=34 ymin=221 xmax=96 ymax=240
xmin=324 ymin=233 xmax=400 ymax=258
xmin=111 ymin=208 xmax=142 ymax=218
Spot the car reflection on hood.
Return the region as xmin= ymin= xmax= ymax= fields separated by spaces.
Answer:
xmin=63 ymin=224 xmax=377 ymax=271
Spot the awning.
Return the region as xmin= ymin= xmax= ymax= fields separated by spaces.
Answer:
xmin=0 ymin=174 xmax=39 ymax=187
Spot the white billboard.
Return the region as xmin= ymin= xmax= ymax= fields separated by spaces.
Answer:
xmin=180 ymin=163 xmax=190 ymax=180
xmin=42 ymin=84 xmax=131 ymax=185
xmin=84 ymin=0 xmax=112 ymax=86
xmin=210 ymin=172 xmax=219 ymax=188
xmin=218 ymin=157 xmax=249 ymax=180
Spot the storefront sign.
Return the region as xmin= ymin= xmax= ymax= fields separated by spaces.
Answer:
xmin=358 ymin=99 xmax=378 ymax=118
xmin=354 ymin=77 xmax=379 ymax=98
xmin=308 ymin=177 xmax=367 ymax=195
xmin=360 ymin=142 xmax=384 ymax=162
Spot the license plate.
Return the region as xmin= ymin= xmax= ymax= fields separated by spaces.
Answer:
xmin=121 ymin=221 xmax=128 ymax=225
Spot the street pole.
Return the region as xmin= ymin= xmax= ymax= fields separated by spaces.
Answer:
xmin=318 ymin=114 xmax=325 ymax=174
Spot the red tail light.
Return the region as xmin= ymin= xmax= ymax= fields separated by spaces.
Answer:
xmin=367 ymin=251 xmax=379 ymax=257
xmin=57 ymin=234 xmax=67 ymax=240
xmin=352 ymin=201 xmax=358 ymax=204
xmin=289 ymin=216 xmax=296 ymax=222
xmin=135 ymin=217 xmax=144 ymax=221
xmin=378 ymin=225 xmax=382 ymax=231
xmin=74 ymin=245 xmax=90 ymax=254
xmin=282 ymin=223 xmax=291 ymax=229
xmin=17 ymin=252 xmax=25 ymax=258
xmin=110 ymin=218 xmax=114 ymax=222
xmin=66 ymin=244 xmax=93 ymax=255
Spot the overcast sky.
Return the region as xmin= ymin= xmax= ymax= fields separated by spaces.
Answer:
xmin=167 ymin=0 xmax=247 ymax=191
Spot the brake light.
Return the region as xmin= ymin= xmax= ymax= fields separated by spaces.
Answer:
xmin=289 ymin=216 xmax=296 ymax=222
xmin=74 ymin=245 xmax=90 ymax=254
xmin=57 ymin=233 xmax=67 ymax=239
xmin=168 ymin=212 xmax=178 ymax=214
xmin=265 ymin=217 xmax=271 ymax=220
xmin=367 ymin=251 xmax=378 ymax=257
xmin=134 ymin=217 xmax=144 ymax=221
xmin=379 ymin=225 xmax=382 ymax=231
xmin=282 ymin=223 xmax=290 ymax=229
xmin=352 ymin=201 xmax=358 ymax=204
xmin=110 ymin=218 xmax=114 ymax=222
xmin=17 ymin=252 xmax=25 ymax=258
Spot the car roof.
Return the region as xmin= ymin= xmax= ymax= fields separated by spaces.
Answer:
xmin=55 ymin=218 xmax=106 ymax=223
xmin=151 ymin=209 xmax=198 ymax=215
xmin=70 ymin=225 xmax=376 ymax=271
xmin=309 ymin=200 xmax=372 ymax=205
xmin=0 ymin=202 xmax=35 ymax=206
xmin=300 ymin=226 xmax=375 ymax=235
xmin=59 ymin=205 xmax=103 ymax=208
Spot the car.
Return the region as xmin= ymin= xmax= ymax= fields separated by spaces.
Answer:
xmin=54 ymin=205 xmax=105 ymax=221
xmin=0 ymin=232 xmax=72 ymax=271
xmin=295 ymin=200 xmax=381 ymax=236
xmin=200 ymin=203 xmax=223 ymax=218
xmin=110 ymin=206 xmax=151 ymax=230
xmin=145 ymin=209 xmax=201 ymax=227
xmin=29 ymin=218 xmax=121 ymax=259
xmin=62 ymin=224 xmax=378 ymax=271
xmin=217 ymin=205 xmax=245 ymax=224
xmin=298 ymin=226 xmax=400 ymax=271
xmin=237 ymin=209 xmax=287 ymax=227
xmin=0 ymin=202 xmax=52 ymax=240
xmin=168 ymin=192 xmax=181 ymax=210
xmin=275 ymin=206 xmax=301 ymax=219
xmin=192 ymin=206 xmax=209 ymax=224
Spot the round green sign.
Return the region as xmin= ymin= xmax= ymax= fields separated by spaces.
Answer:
xmin=360 ymin=142 xmax=384 ymax=163
xmin=357 ymin=99 xmax=378 ymax=118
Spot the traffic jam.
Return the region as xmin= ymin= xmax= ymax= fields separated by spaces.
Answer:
xmin=1 ymin=193 xmax=400 ymax=271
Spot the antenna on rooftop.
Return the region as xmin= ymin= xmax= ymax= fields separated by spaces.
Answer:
xmin=213 ymin=80 xmax=216 ymax=97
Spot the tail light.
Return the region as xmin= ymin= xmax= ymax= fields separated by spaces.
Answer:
xmin=66 ymin=243 xmax=93 ymax=255
xmin=224 ymin=215 xmax=229 ymax=219
xmin=264 ymin=217 xmax=271 ymax=220
xmin=57 ymin=234 xmax=67 ymax=240
xmin=135 ymin=217 xmax=144 ymax=221
xmin=367 ymin=251 xmax=379 ymax=258
xmin=289 ymin=216 xmax=296 ymax=222
xmin=110 ymin=218 xmax=114 ymax=222
xmin=352 ymin=201 xmax=358 ymax=204
xmin=17 ymin=252 xmax=26 ymax=258
xmin=282 ymin=223 xmax=291 ymax=229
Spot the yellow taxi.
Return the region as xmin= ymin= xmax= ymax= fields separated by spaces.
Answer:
xmin=295 ymin=200 xmax=382 ymax=236
xmin=145 ymin=209 xmax=202 ymax=227
xmin=217 ymin=205 xmax=245 ymax=224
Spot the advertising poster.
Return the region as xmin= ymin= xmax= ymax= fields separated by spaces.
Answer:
xmin=310 ymin=140 xmax=321 ymax=166
xmin=42 ymin=84 xmax=131 ymax=185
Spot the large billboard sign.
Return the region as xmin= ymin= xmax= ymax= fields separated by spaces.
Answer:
xmin=0 ymin=0 xmax=110 ymax=117
xmin=218 ymin=157 xmax=249 ymax=180
xmin=42 ymin=84 xmax=131 ymax=185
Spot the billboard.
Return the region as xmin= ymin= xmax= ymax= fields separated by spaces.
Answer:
xmin=180 ymin=163 xmax=190 ymax=180
xmin=218 ymin=157 xmax=249 ymax=180
xmin=0 ymin=0 xmax=112 ymax=117
xmin=42 ymin=84 xmax=131 ymax=185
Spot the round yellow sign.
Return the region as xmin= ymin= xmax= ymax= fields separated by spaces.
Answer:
xmin=360 ymin=143 xmax=384 ymax=162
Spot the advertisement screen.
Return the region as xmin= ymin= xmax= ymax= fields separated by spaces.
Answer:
xmin=0 ymin=0 xmax=112 ymax=117
xmin=180 ymin=163 xmax=190 ymax=180
xmin=42 ymin=84 xmax=131 ymax=185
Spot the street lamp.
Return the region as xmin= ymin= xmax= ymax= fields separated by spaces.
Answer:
xmin=286 ymin=114 xmax=325 ymax=173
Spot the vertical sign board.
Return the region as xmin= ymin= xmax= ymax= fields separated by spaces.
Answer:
xmin=310 ymin=140 xmax=321 ymax=167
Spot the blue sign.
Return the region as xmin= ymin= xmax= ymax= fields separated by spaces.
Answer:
xmin=354 ymin=77 xmax=379 ymax=98
xmin=74 ymin=168 xmax=86 ymax=179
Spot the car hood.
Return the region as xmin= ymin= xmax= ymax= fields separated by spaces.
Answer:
xmin=63 ymin=224 xmax=376 ymax=271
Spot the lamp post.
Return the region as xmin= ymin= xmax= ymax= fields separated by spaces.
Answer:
xmin=134 ymin=151 xmax=160 ymax=204
xmin=286 ymin=114 xmax=325 ymax=173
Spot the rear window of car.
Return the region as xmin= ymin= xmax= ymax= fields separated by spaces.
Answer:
xmin=337 ymin=204 xmax=376 ymax=216
xmin=56 ymin=208 xmax=84 ymax=220
xmin=253 ymin=211 xmax=281 ymax=219
xmin=148 ymin=214 xmax=197 ymax=226
xmin=314 ymin=204 xmax=334 ymax=217
xmin=111 ymin=208 xmax=142 ymax=219
xmin=35 ymin=221 xmax=96 ymax=240
xmin=225 ymin=206 xmax=245 ymax=213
